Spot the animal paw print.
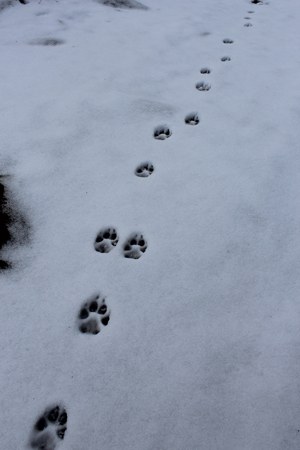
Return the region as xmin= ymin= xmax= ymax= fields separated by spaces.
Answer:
xmin=30 ymin=405 xmax=67 ymax=450
xmin=223 ymin=38 xmax=234 ymax=44
xmin=94 ymin=227 xmax=119 ymax=253
xmin=78 ymin=294 xmax=110 ymax=335
xmin=221 ymin=56 xmax=231 ymax=62
xmin=244 ymin=22 xmax=253 ymax=27
xmin=154 ymin=125 xmax=172 ymax=140
xmin=185 ymin=112 xmax=199 ymax=125
xmin=251 ymin=0 xmax=262 ymax=4
xmin=200 ymin=67 xmax=210 ymax=74
xmin=196 ymin=81 xmax=211 ymax=91
xmin=135 ymin=162 xmax=154 ymax=177
xmin=123 ymin=233 xmax=147 ymax=259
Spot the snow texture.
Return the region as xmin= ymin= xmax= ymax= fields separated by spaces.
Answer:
xmin=1 ymin=0 xmax=300 ymax=449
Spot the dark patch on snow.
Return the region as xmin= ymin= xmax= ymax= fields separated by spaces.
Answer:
xmin=29 ymin=38 xmax=65 ymax=46
xmin=135 ymin=162 xmax=154 ymax=178
xmin=31 ymin=405 xmax=67 ymax=449
xmin=78 ymin=294 xmax=110 ymax=335
xmin=94 ymin=227 xmax=119 ymax=253
xmin=221 ymin=56 xmax=231 ymax=62
xmin=0 ymin=176 xmax=29 ymax=271
xmin=244 ymin=22 xmax=253 ymax=27
xmin=123 ymin=233 xmax=147 ymax=259
xmin=223 ymin=38 xmax=234 ymax=44
xmin=153 ymin=125 xmax=172 ymax=140
xmin=251 ymin=0 xmax=262 ymax=4
xmin=185 ymin=112 xmax=200 ymax=126
xmin=96 ymin=0 xmax=148 ymax=10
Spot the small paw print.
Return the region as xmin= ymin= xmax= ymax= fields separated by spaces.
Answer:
xmin=135 ymin=162 xmax=154 ymax=177
xmin=221 ymin=56 xmax=231 ymax=62
xmin=244 ymin=22 xmax=253 ymax=27
xmin=123 ymin=233 xmax=147 ymax=259
xmin=154 ymin=125 xmax=172 ymax=140
xmin=31 ymin=405 xmax=67 ymax=450
xmin=223 ymin=38 xmax=234 ymax=44
xmin=78 ymin=294 xmax=110 ymax=335
xmin=94 ymin=227 xmax=119 ymax=253
xmin=185 ymin=112 xmax=200 ymax=125
xmin=196 ymin=81 xmax=211 ymax=91
xmin=200 ymin=67 xmax=211 ymax=74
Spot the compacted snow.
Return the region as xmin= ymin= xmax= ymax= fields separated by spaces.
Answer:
xmin=1 ymin=0 xmax=300 ymax=448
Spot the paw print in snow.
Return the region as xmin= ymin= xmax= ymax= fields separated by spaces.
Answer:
xmin=185 ymin=112 xmax=200 ymax=125
xmin=221 ymin=56 xmax=231 ymax=62
xmin=135 ymin=162 xmax=154 ymax=177
xmin=153 ymin=125 xmax=172 ymax=140
xmin=223 ymin=38 xmax=234 ymax=44
xmin=200 ymin=67 xmax=211 ymax=74
xmin=30 ymin=405 xmax=67 ymax=450
xmin=196 ymin=81 xmax=211 ymax=91
xmin=94 ymin=227 xmax=119 ymax=253
xmin=78 ymin=294 xmax=110 ymax=335
xmin=123 ymin=233 xmax=147 ymax=259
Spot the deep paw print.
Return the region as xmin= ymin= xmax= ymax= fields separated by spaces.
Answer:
xmin=200 ymin=67 xmax=210 ymax=74
xmin=196 ymin=81 xmax=211 ymax=91
xmin=244 ymin=22 xmax=253 ymax=27
xmin=123 ymin=233 xmax=147 ymax=259
xmin=251 ymin=0 xmax=262 ymax=4
xmin=221 ymin=56 xmax=231 ymax=62
xmin=135 ymin=162 xmax=154 ymax=178
xmin=223 ymin=38 xmax=234 ymax=44
xmin=154 ymin=125 xmax=172 ymax=140
xmin=30 ymin=405 xmax=67 ymax=450
xmin=185 ymin=112 xmax=199 ymax=126
xmin=94 ymin=227 xmax=119 ymax=253
xmin=78 ymin=294 xmax=110 ymax=335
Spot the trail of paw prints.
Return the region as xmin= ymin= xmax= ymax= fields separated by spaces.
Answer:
xmin=94 ymin=227 xmax=119 ymax=253
xmin=78 ymin=294 xmax=110 ymax=335
xmin=30 ymin=405 xmax=67 ymax=450
xmin=185 ymin=112 xmax=199 ymax=126
xmin=123 ymin=233 xmax=147 ymax=259
xmin=135 ymin=162 xmax=154 ymax=177
xmin=153 ymin=125 xmax=172 ymax=140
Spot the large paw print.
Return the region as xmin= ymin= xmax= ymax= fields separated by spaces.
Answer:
xmin=78 ymin=294 xmax=110 ymax=335
xmin=196 ymin=81 xmax=211 ymax=91
xmin=153 ymin=125 xmax=172 ymax=140
xmin=94 ymin=227 xmax=119 ymax=253
xmin=123 ymin=233 xmax=147 ymax=259
xmin=135 ymin=162 xmax=154 ymax=177
xmin=185 ymin=112 xmax=200 ymax=125
xmin=30 ymin=405 xmax=67 ymax=450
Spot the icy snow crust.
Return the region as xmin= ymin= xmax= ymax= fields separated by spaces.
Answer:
xmin=1 ymin=0 xmax=300 ymax=449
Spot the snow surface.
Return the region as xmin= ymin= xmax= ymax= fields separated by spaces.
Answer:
xmin=1 ymin=0 xmax=300 ymax=449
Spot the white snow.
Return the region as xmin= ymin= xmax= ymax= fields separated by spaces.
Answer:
xmin=1 ymin=0 xmax=300 ymax=448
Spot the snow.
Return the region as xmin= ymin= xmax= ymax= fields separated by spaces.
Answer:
xmin=1 ymin=0 xmax=300 ymax=448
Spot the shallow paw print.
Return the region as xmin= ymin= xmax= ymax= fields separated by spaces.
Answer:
xmin=196 ymin=81 xmax=211 ymax=91
xmin=223 ymin=38 xmax=234 ymax=44
xmin=135 ymin=162 xmax=154 ymax=178
xmin=185 ymin=112 xmax=200 ymax=126
xmin=244 ymin=22 xmax=253 ymax=27
xmin=200 ymin=67 xmax=210 ymax=74
xmin=30 ymin=405 xmax=67 ymax=450
xmin=154 ymin=125 xmax=172 ymax=140
xmin=248 ymin=10 xmax=255 ymax=13
xmin=94 ymin=227 xmax=119 ymax=253
xmin=78 ymin=294 xmax=110 ymax=335
xmin=221 ymin=56 xmax=231 ymax=62
xmin=123 ymin=233 xmax=147 ymax=259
